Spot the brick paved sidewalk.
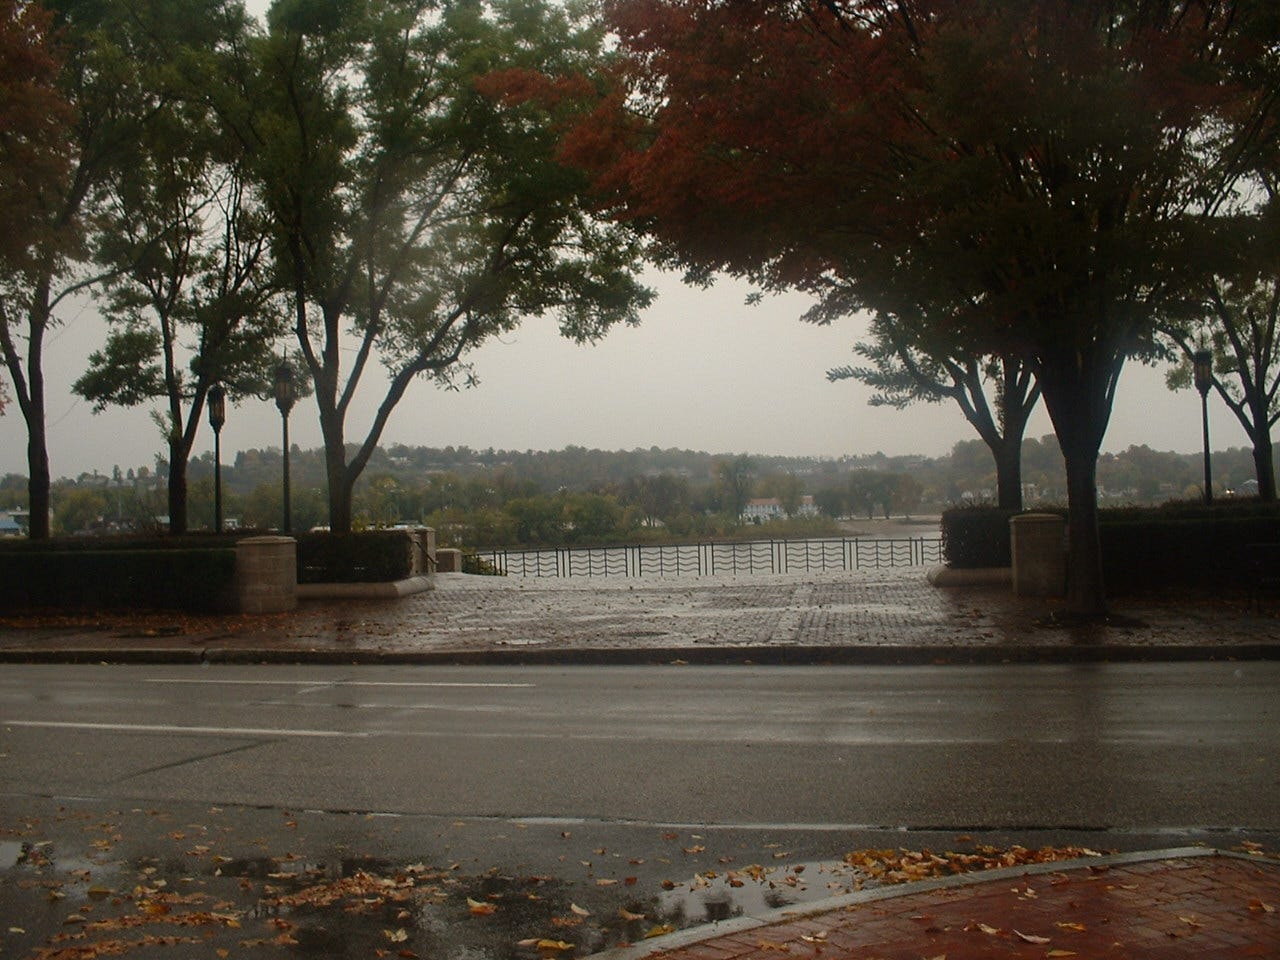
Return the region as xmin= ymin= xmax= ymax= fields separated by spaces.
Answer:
xmin=596 ymin=851 xmax=1280 ymax=960
xmin=0 ymin=569 xmax=1277 ymax=663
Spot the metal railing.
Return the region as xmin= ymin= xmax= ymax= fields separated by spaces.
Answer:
xmin=472 ymin=536 xmax=944 ymax=578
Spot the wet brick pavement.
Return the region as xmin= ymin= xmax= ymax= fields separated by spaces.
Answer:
xmin=602 ymin=852 xmax=1280 ymax=960
xmin=0 ymin=568 xmax=1276 ymax=663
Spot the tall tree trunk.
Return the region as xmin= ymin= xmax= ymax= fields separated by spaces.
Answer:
xmin=167 ymin=440 xmax=188 ymax=534
xmin=319 ymin=407 xmax=352 ymax=533
xmin=12 ymin=292 xmax=52 ymax=540
xmin=1036 ymin=349 xmax=1116 ymax=618
xmin=27 ymin=412 xmax=50 ymax=540
xmin=1253 ymin=432 xmax=1276 ymax=501
xmin=993 ymin=438 xmax=1024 ymax=511
xmin=1060 ymin=439 xmax=1105 ymax=616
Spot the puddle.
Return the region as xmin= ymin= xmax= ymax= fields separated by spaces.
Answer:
xmin=658 ymin=858 xmax=871 ymax=926
xmin=1 ymin=833 xmax=875 ymax=960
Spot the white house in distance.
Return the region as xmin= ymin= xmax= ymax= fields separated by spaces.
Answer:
xmin=742 ymin=496 xmax=819 ymax=523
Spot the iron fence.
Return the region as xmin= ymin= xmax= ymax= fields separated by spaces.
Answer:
xmin=472 ymin=536 xmax=944 ymax=578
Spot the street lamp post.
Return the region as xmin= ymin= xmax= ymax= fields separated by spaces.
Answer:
xmin=273 ymin=360 xmax=296 ymax=533
xmin=207 ymin=383 xmax=226 ymax=533
xmin=1193 ymin=349 xmax=1214 ymax=506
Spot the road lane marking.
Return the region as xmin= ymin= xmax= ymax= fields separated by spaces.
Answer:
xmin=4 ymin=720 xmax=368 ymax=739
xmin=143 ymin=680 xmax=534 ymax=688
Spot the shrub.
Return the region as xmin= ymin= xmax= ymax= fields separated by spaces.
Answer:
xmin=461 ymin=553 xmax=505 ymax=576
xmin=295 ymin=530 xmax=420 ymax=583
xmin=941 ymin=506 xmax=1020 ymax=568
xmin=0 ymin=548 xmax=236 ymax=612
xmin=941 ymin=499 xmax=1280 ymax=592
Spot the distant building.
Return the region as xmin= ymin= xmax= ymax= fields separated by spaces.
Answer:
xmin=0 ymin=510 xmax=27 ymax=537
xmin=741 ymin=496 xmax=818 ymax=523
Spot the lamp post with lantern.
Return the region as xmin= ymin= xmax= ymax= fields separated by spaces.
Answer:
xmin=207 ymin=383 xmax=226 ymax=533
xmin=1193 ymin=349 xmax=1214 ymax=506
xmin=273 ymin=359 xmax=296 ymax=533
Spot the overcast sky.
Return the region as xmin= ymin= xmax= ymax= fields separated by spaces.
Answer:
xmin=0 ymin=268 xmax=1246 ymax=480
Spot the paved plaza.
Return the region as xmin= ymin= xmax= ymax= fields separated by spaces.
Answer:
xmin=0 ymin=568 xmax=1276 ymax=663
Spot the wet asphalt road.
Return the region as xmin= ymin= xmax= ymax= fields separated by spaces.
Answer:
xmin=2 ymin=662 xmax=1278 ymax=830
xmin=1 ymin=662 xmax=1277 ymax=958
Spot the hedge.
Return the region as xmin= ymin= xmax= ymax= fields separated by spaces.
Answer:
xmin=294 ymin=530 xmax=420 ymax=584
xmin=941 ymin=502 xmax=1280 ymax=593
xmin=940 ymin=506 xmax=1019 ymax=569
xmin=0 ymin=547 xmax=237 ymax=612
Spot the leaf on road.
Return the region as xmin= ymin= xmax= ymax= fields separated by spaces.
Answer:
xmin=1014 ymin=930 xmax=1051 ymax=944
xmin=467 ymin=898 xmax=497 ymax=916
xmin=569 ymin=903 xmax=590 ymax=917
xmin=643 ymin=924 xmax=675 ymax=939
xmin=1056 ymin=922 xmax=1087 ymax=932
xmin=384 ymin=928 xmax=409 ymax=942
xmin=845 ymin=845 xmax=1106 ymax=886
xmin=1248 ymin=899 xmax=1276 ymax=914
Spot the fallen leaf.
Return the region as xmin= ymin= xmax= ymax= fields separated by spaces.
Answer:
xmin=466 ymin=898 xmax=497 ymax=916
xmin=1248 ymin=899 xmax=1276 ymax=914
xmin=1046 ymin=951 xmax=1078 ymax=958
xmin=570 ymin=903 xmax=590 ymax=917
xmin=619 ymin=908 xmax=646 ymax=922
xmin=596 ymin=878 xmax=618 ymax=887
xmin=1014 ymin=930 xmax=1051 ymax=944
xmin=384 ymin=928 xmax=409 ymax=943
xmin=643 ymin=924 xmax=675 ymax=939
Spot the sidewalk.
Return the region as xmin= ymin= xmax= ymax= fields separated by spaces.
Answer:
xmin=0 ymin=568 xmax=1276 ymax=664
xmin=595 ymin=849 xmax=1280 ymax=960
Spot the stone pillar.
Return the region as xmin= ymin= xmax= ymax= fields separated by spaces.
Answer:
xmin=437 ymin=548 xmax=462 ymax=573
xmin=1010 ymin=513 xmax=1066 ymax=597
xmin=236 ymin=536 xmax=297 ymax=613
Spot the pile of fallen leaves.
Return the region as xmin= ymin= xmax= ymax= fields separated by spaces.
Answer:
xmin=843 ymin=843 xmax=1105 ymax=885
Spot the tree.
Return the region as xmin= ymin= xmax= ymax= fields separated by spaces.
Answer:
xmin=826 ymin=310 xmax=1038 ymax=510
xmin=1162 ymin=202 xmax=1280 ymax=501
xmin=714 ymin=454 xmax=755 ymax=522
xmin=218 ymin=0 xmax=653 ymax=533
xmin=758 ymin=471 xmax=803 ymax=517
xmin=73 ymin=10 xmax=282 ymax=532
xmin=0 ymin=0 xmax=74 ymax=538
xmin=574 ymin=0 xmax=1280 ymax=615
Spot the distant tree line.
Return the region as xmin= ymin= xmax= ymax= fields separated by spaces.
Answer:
xmin=3 ymin=439 xmax=1270 ymax=545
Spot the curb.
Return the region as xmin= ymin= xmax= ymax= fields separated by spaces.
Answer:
xmin=296 ymin=575 xmax=434 ymax=600
xmin=583 ymin=847 xmax=1276 ymax=960
xmin=0 ymin=642 xmax=1276 ymax=666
